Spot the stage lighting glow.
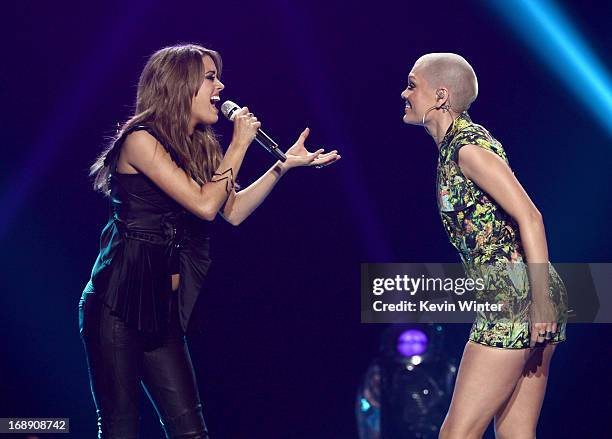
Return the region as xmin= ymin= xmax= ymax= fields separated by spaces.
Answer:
xmin=490 ymin=0 xmax=612 ymax=136
xmin=357 ymin=325 xmax=458 ymax=438
xmin=360 ymin=398 xmax=371 ymax=412
xmin=397 ymin=329 xmax=428 ymax=357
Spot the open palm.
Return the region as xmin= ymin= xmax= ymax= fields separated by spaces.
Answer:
xmin=283 ymin=128 xmax=341 ymax=170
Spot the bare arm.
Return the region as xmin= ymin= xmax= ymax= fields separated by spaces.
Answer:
xmin=221 ymin=162 xmax=286 ymax=226
xmin=457 ymin=144 xmax=556 ymax=345
xmin=458 ymin=145 xmax=547 ymax=262
xmin=221 ymin=127 xmax=340 ymax=225
xmin=122 ymin=107 xmax=260 ymax=221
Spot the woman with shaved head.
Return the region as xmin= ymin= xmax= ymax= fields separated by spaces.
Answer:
xmin=401 ymin=53 xmax=568 ymax=438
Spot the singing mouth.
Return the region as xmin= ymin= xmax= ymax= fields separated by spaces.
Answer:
xmin=405 ymin=100 xmax=412 ymax=109
xmin=210 ymin=95 xmax=220 ymax=106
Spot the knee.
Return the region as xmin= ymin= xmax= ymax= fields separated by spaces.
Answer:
xmin=163 ymin=404 xmax=208 ymax=439
xmin=494 ymin=425 xmax=536 ymax=439
xmin=439 ymin=419 xmax=483 ymax=439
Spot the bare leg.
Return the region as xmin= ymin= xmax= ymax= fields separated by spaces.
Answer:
xmin=493 ymin=343 xmax=556 ymax=439
xmin=439 ymin=341 xmax=533 ymax=439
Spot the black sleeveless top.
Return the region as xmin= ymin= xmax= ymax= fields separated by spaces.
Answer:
xmin=82 ymin=125 xmax=212 ymax=335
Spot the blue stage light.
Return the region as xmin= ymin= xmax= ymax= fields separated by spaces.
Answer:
xmin=490 ymin=0 xmax=612 ymax=136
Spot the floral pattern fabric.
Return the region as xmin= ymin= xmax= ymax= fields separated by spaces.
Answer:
xmin=436 ymin=112 xmax=568 ymax=349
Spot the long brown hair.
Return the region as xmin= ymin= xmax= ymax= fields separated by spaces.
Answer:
xmin=90 ymin=43 xmax=223 ymax=195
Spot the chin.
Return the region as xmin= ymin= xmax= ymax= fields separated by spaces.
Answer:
xmin=403 ymin=112 xmax=417 ymax=125
xmin=201 ymin=114 xmax=219 ymax=126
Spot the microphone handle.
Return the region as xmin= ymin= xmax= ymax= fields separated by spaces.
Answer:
xmin=255 ymin=129 xmax=287 ymax=162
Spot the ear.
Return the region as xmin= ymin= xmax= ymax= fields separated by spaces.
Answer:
xmin=435 ymin=88 xmax=451 ymax=112
xmin=435 ymin=88 xmax=449 ymax=104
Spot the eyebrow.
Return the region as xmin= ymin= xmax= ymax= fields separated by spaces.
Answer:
xmin=205 ymin=70 xmax=217 ymax=75
xmin=408 ymin=75 xmax=417 ymax=81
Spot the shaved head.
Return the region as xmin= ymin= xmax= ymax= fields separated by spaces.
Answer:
xmin=414 ymin=53 xmax=478 ymax=112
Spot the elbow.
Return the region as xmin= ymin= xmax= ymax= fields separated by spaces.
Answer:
xmin=519 ymin=207 xmax=543 ymax=226
xmin=530 ymin=208 xmax=543 ymax=223
xmin=224 ymin=206 xmax=245 ymax=226
xmin=197 ymin=205 xmax=218 ymax=222
xmin=228 ymin=216 xmax=243 ymax=226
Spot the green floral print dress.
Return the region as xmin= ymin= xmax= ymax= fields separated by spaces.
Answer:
xmin=436 ymin=111 xmax=568 ymax=349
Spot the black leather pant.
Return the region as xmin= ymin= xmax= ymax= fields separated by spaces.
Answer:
xmin=79 ymin=291 xmax=209 ymax=438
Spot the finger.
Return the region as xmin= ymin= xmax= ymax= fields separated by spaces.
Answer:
xmin=307 ymin=149 xmax=325 ymax=162
xmin=313 ymin=156 xmax=340 ymax=168
xmin=544 ymin=324 xmax=552 ymax=341
xmin=317 ymin=151 xmax=338 ymax=158
xmin=237 ymin=111 xmax=251 ymax=121
xmin=313 ymin=154 xmax=339 ymax=165
xmin=300 ymin=127 xmax=310 ymax=140
xmin=232 ymin=108 xmax=247 ymax=122
xmin=252 ymin=121 xmax=262 ymax=129
xmin=537 ymin=324 xmax=547 ymax=344
xmin=531 ymin=323 xmax=544 ymax=347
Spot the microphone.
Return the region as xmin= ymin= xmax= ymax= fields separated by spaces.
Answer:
xmin=221 ymin=100 xmax=287 ymax=162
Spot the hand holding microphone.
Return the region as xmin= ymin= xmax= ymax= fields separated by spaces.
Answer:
xmin=222 ymin=100 xmax=287 ymax=162
xmin=227 ymin=105 xmax=261 ymax=150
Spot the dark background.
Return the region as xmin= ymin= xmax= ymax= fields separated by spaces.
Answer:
xmin=1 ymin=0 xmax=611 ymax=437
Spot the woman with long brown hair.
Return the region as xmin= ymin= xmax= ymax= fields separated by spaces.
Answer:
xmin=79 ymin=43 xmax=339 ymax=438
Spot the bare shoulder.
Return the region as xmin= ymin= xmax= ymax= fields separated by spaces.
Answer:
xmin=122 ymin=130 xmax=163 ymax=158
xmin=457 ymin=144 xmax=509 ymax=180
xmin=121 ymin=129 xmax=171 ymax=171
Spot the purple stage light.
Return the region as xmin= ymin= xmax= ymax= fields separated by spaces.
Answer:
xmin=396 ymin=329 xmax=428 ymax=357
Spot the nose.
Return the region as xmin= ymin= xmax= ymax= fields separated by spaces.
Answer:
xmin=217 ymin=79 xmax=225 ymax=91
xmin=401 ymin=89 xmax=408 ymax=100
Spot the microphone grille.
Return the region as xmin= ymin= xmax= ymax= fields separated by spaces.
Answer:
xmin=221 ymin=100 xmax=240 ymax=120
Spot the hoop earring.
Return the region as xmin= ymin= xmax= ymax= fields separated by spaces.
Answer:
xmin=421 ymin=105 xmax=437 ymax=126
xmin=421 ymin=105 xmax=437 ymax=137
xmin=422 ymin=99 xmax=452 ymax=125
xmin=422 ymin=101 xmax=457 ymax=143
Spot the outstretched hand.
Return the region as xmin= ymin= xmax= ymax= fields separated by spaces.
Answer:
xmin=280 ymin=128 xmax=341 ymax=171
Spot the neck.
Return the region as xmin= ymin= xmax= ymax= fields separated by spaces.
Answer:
xmin=425 ymin=110 xmax=459 ymax=149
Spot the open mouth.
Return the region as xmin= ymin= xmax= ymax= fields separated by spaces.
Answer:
xmin=405 ymin=100 xmax=412 ymax=110
xmin=210 ymin=95 xmax=220 ymax=109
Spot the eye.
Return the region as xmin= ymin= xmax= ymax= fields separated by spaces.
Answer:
xmin=206 ymin=74 xmax=217 ymax=81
